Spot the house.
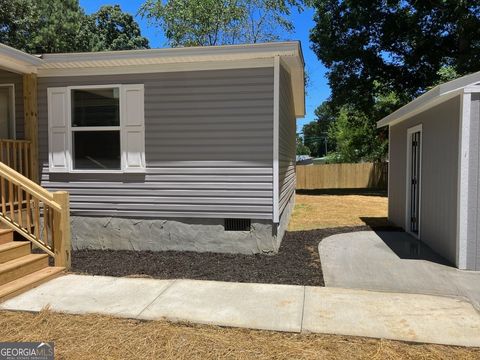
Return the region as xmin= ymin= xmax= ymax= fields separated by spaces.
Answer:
xmin=0 ymin=41 xmax=305 ymax=255
xmin=377 ymin=72 xmax=480 ymax=271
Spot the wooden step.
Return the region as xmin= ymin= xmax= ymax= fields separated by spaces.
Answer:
xmin=0 ymin=254 xmax=49 ymax=286
xmin=0 ymin=241 xmax=30 ymax=264
xmin=0 ymin=229 xmax=13 ymax=245
xmin=0 ymin=266 xmax=64 ymax=302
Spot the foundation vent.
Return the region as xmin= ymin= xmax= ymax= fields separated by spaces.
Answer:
xmin=224 ymin=218 xmax=251 ymax=232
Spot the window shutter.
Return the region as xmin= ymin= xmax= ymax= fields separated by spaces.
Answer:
xmin=121 ymin=84 xmax=145 ymax=172
xmin=47 ymin=87 xmax=69 ymax=172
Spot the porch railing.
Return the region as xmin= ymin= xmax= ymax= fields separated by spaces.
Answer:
xmin=0 ymin=161 xmax=71 ymax=269
xmin=0 ymin=139 xmax=33 ymax=179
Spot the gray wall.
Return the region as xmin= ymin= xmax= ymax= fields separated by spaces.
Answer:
xmin=37 ymin=67 xmax=275 ymax=220
xmin=278 ymin=64 xmax=296 ymax=218
xmin=0 ymin=69 xmax=24 ymax=138
xmin=389 ymin=96 xmax=460 ymax=265
xmin=466 ymin=93 xmax=480 ymax=270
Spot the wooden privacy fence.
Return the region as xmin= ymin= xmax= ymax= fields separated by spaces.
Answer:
xmin=296 ymin=162 xmax=388 ymax=190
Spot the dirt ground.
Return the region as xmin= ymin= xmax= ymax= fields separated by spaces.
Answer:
xmin=72 ymin=191 xmax=392 ymax=285
xmin=0 ymin=310 xmax=477 ymax=360
xmin=289 ymin=190 xmax=389 ymax=231
xmin=72 ymin=226 xmax=373 ymax=286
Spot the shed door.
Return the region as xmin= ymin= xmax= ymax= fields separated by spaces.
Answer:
xmin=407 ymin=125 xmax=422 ymax=237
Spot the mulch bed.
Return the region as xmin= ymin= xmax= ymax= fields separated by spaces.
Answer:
xmin=71 ymin=225 xmax=392 ymax=286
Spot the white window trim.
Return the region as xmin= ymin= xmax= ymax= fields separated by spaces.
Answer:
xmin=63 ymin=84 xmax=145 ymax=174
xmin=0 ymin=83 xmax=16 ymax=139
xmin=405 ymin=124 xmax=423 ymax=239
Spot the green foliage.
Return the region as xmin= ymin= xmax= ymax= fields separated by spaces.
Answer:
xmin=310 ymin=1 xmax=480 ymax=113
xmin=0 ymin=0 xmax=148 ymax=53
xmin=90 ymin=5 xmax=149 ymax=51
xmin=296 ymin=134 xmax=311 ymax=156
xmin=140 ymin=0 xmax=309 ymax=46
xmin=325 ymin=106 xmax=387 ymax=164
xmin=310 ymin=1 xmax=480 ymax=163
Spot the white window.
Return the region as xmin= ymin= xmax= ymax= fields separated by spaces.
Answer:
xmin=47 ymin=84 xmax=145 ymax=173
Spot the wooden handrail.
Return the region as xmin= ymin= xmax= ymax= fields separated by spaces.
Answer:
xmin=0 ymin=162 xmax=60 ymax=211
xmin=0 ymin=139 xmax=33 ymax=179
xmin=0 ymin=161 xmax=71 ymax=269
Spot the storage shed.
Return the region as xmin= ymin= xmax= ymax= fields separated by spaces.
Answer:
xmin=378 ymin=72 xmax=480 ymax=270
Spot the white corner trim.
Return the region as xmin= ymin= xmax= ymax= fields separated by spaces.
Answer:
xmin=405 ymin=124 xmax=423 ymax=239
xmin=273 ymin=56 xmax=280 ymax=223
xmin=457 ymin=92 xmax=471 ymax=269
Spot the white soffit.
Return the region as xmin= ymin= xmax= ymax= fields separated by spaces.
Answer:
xmin=377 ymin=71 xmax=480 ymax=128
xmin=0 ymin=43 xmax=44 ymax=74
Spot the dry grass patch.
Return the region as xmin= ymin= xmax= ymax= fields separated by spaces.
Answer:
xmin=289 ymin=191 xmax=389 ymax=231
xmin=0 ymin=310 xmax=478 ymax=360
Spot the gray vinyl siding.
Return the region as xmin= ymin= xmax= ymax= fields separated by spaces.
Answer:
xmin=389 ymin=96 xmax=460 ymax=265
xmin=278 ymin=64 xmax=296 ymax=218
xmin=37 ymin=68 xmax=274 ymax=219
xmin=0 ymin=69 xmax=24 ymax=138
xmin=467 ymin=93 xmax=480 ymax=270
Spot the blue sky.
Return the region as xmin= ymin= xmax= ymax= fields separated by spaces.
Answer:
xmin=79 ymin=1 xmax=330 ymax=132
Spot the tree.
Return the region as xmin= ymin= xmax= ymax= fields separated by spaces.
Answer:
xmin=296 ymin=134 xmax=311 ymax=156
xmin=140 ymin=0 xmax=309 ymax=47
xmin=310 ymin=1 xmax=480 ymax=114
xmin=0 ymin=0 xmax=92 ymax=53
xmin=90 ymin=5 xmax=149 ymax=51
xmin=310 ymin=1 xmax=480 ymax=163
xmin=0 ymin=1 xmax=149 ymax=53
xmin=326 ymin=106 xmax=387 ymax=164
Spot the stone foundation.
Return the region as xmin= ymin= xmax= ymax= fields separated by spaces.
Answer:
xmin=71 ymin=195 xmax=296 ymax=254
xmin=71 ymin=216 xmax=275 ymax=254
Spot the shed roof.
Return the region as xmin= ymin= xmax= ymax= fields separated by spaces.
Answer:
xmin=377 ymin=70 xmax=480 ymax=128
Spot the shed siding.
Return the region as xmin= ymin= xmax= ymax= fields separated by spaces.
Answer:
xmin=278 ymin=64 xmax=296 ymax=218
xmin=469 ymin=93 xmax=480 ymax=270
xmin=389 ymin=96 xmax=460 ymax=264
xmin=37 ymin=68 xmax=274 ymax=219
xmin=0 ymin=69 xmax=24 ymax=138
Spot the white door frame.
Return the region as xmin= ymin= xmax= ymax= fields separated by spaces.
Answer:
xmin=405 ymin=124 xmax=423 ymax=238
xmin=0 ymin=84 xmax=16 ymax=139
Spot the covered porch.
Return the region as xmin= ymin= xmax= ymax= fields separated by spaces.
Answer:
xmin=0 ymin=44 xmax=70 ymax=298
xmin=0 ymin=43 xmax=42 ymax=182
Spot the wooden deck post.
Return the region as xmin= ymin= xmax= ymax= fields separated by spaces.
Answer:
xmin=23 ymin=73 xmax=39 ymax=183
xmin=53 ymin=191 xmax=71 ymax=269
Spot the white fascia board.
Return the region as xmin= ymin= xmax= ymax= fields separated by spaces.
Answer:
xmin=38 ymin=41 xmax=301 ymax=63
xmin=0 ymin=54 xmax=38 ymax=74
xmin=0 ymin=43 xmax=44 ymax=73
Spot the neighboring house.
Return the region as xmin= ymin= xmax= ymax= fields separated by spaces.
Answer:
xmin=0 ymin=41 xmax=305 ymax=254
xmin=377 ymin=72 xmax=480 ymax=271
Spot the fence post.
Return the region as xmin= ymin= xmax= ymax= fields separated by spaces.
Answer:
xmin=53 ymin=191 xmax=71 ymax=269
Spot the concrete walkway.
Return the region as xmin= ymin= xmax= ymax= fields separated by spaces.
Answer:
xmin=320 ymin=231 xmax=480 ymax=310
xmin=1 ymin=274 xmax=480 ymax=347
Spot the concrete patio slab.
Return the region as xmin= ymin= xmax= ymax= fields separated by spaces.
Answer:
xmin=303 ymin=287 xmax=480 ymax=347
xmin=0 ymin=275 xmax=173 ymax=318
xmin=138 ymin=279 xmax=305 ymax=332
xmin=319 ymin=231 xmax=480 ymax=309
